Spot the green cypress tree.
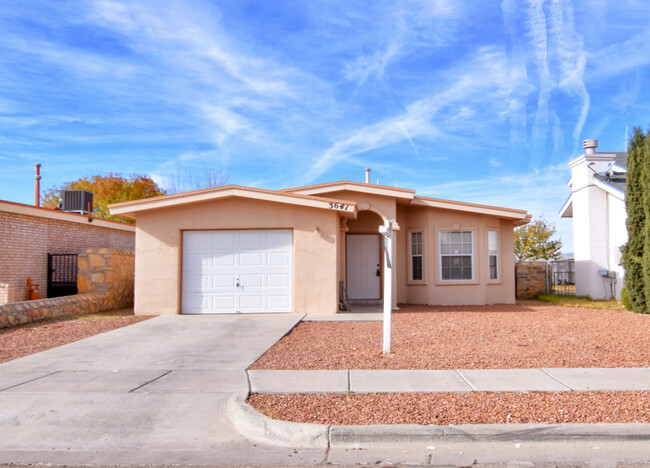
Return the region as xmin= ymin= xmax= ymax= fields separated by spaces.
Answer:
xmin=642 ymin=131 xmax=650 ymax=313
xmin=622 ymin=127 xmax=648 ymax=312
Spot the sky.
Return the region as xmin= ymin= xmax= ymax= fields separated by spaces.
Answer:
xmin=1 ymin=0 xmax=649 ymax=253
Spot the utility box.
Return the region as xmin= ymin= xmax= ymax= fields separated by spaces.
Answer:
xmin=60 ymin=190 xmax=93 ymax=214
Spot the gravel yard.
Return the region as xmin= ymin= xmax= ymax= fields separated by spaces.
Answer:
xmin=0 ymin=309 xmax=152 ymax=363
xmin=249 ymin=391 xmax=650 ymax=425
xmin=250 ymin=302 xmax=650 ymax=370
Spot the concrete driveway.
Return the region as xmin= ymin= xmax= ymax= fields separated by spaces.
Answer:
xmin=0 ymin=314 xmax=328 ymax=466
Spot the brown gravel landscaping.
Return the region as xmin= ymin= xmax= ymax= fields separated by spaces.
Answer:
xmin=0 ymin=309 xmax=152 ymax=363
xmin=250 ymin=302 xmax=650 ymax=370
xmin=248 ymin=391 xmax=650 ymax=425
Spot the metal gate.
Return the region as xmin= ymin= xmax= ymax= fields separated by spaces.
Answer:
xmin=549 ymin=259 xmax=576 ymax=296
xmin=550 ymin=271 xmax=575 ymax=295
xmin=47 ymin=253 xmax=78 ymax=298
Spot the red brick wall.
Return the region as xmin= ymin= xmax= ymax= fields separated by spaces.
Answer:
xmin=0 ymin=211 xmax=134 ymax=301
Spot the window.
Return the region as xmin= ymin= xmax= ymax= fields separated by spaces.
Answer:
xmin=488 ymin=230 xmax=499 ymax=280
xmin=410 ymin=231 xmax=423 ymax=281
xmin=440 ymin=231 xmax=473 ymax=280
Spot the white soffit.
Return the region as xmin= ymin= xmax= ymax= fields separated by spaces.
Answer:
xmin=559 ymin=196 xmax=573 ymax=218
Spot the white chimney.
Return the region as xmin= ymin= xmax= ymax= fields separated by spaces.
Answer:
xmin=365 ymin=168 xmax=370 ymax=184
xmin=583 ymin=139 xmax=598 ymax=155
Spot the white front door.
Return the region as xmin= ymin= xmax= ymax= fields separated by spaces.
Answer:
xmin=182 ymin=229 xmax=292 ymax=314
xmin=346 ymin=234 xmax=380 ymax=299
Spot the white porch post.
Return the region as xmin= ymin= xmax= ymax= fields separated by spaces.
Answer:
xmin=379 ymin=219 xmax=393 ymax=354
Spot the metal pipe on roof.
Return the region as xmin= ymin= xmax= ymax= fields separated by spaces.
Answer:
xmin=365 ymin=168 xmax=370 ymax=184
xmin=35 ymin=164 xmax=41 ymax=207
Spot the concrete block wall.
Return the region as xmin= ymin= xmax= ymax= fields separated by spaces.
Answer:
xmin=0 ymin=208 xmax=134 ymax=302
xmin=515 ymin=261 xmax=548 ymax=299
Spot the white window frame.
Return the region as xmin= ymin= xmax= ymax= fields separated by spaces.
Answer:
xmin=488 ymin=230 xmax=499 ymax=281
xmin=408 ymin=230 xmax=425 ymax=282
xmin=439 ymin=230 xmax=474 ymax=282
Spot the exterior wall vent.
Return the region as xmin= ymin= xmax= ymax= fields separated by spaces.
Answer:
xmin=60 ymin=190 xmax=93 ymax=214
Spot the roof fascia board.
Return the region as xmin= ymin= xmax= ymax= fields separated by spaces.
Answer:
xmin=109 ymin=187 xmax=358 ymax=218
xmin=286 ymin=182 xmax=415 ymax=200
xmin=411 ymin=196 xmax=529 ymax=220
xmin=0 ymin=201 xmax=135 ymax=232
xmin=593 ymin=179 xmax=625 ymax=201
xmin=568 ymin=153 xmax=618 ymax=168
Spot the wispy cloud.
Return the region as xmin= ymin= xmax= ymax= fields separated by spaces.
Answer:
xmin=301 ymin=46 xmax=511 ymax=184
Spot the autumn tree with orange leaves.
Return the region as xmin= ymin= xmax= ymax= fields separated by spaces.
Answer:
xmin=43 ymin=174 xmax=166 ymax=223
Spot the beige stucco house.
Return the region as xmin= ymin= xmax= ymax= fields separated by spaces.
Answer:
xmin=109 ymin=181 xmax=530 ymax=315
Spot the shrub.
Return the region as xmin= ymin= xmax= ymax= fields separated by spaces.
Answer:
xmin=621 ymin=287 xmax=633 ymax=311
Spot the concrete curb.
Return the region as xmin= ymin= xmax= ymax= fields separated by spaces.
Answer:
xmin=226 ymin=393 xmax=329 ymax=448
xmin=229 ymin=396 xmax=650 ymax=448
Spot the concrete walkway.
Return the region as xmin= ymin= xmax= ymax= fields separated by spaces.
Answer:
xmin=248 ymin=367 xmax=650 ymax=393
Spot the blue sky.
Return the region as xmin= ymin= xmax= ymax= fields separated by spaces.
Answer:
xmin=1 ymin=0 xmax=649 ymax=252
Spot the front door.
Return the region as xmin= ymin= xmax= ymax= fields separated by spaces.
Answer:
xmin=346 ymin=234 xmax=380 ymax=299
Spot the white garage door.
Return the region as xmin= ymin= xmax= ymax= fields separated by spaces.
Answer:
xmin=182 ymin=230 xmax=292 ymax=314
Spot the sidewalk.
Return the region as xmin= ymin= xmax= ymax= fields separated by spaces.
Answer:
xmin=248 ymin=367 xmax=650 ymax=393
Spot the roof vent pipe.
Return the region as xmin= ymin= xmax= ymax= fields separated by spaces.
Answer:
xmin=34 ymin=163 xmax=42 ymax=207
xmin=583 ymin=139 xmax=598 ymax=155
xmin=365 ymin=168 xmax=370 ymax=184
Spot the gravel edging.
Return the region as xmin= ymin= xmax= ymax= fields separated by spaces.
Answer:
xmin=228 ymin=394 xmax=650 ymax=449
xmin=250 ymin=304 xmax=650 ymax=370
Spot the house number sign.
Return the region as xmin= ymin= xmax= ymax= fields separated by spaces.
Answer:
xmin=328 ymin=202 xmax=350 ymax=210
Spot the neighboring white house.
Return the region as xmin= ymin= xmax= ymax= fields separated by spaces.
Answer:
xmin=560 ymin=139 xmax=627 ymax=300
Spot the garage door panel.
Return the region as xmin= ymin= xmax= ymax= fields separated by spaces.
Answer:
xmin=240 ymin=274 xmax=262 ymax=288
xmin=211 ymin=231 xmax=236 ymax=248
xmin=267 ymin=295 xmax=290 ymax=309
xmin=212 ymin=253 xmax=236 ymax=266
xmin=183 ymin=252 xmax=211 ymax=269
xmin=182 ymin=229 xmax=292 ymax=314
xmin=267 ymin=273 xmax=290 ymax=287
xmin=240 ymin=295 xmax=263 ymax=311
xmin=240 ymin=231 xmax=264 ymax=246
xmin=211 ymin=295 xmax=236 ymax=310
xmin=267 ymin=252 xmax=290 ymax=266
xmin=240 ymin=252 xmax=263 ymax=266
xmin=182 ymin=273 xmax=209 ymax=292
xmin=212 ymin=274 xmax=235 ymax=288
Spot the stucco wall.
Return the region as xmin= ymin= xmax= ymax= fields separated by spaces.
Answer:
xmin=0 ymin=205 xmax=135 ymax=303
xmin=607 ymin=194 xmax=626 ymax=299
xmin=133 ymin=197 xmax=340 ymax=315
xmin=398 ymin=206 xmax=517 ymax=305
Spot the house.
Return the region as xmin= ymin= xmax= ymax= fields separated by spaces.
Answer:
xmin=0 ymin=200 xmax=135 ymax=304
xmin=559 ymin=139 xmax=627 ymax=300
xmin=109 ymin=179 xmax=531 ymax=315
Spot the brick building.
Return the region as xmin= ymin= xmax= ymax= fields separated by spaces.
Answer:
xmin=0 ymin=200 xmax=135 ymax=304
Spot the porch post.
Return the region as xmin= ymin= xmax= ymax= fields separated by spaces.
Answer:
xmin=379 ymin=219 xmax=393 ymax=354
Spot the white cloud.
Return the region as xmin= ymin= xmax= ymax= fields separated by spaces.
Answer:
xmin=301 ymin=46 xmax=511 ymax=184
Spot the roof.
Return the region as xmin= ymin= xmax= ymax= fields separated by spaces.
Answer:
xmin=283 ymin=180 xmax=415 ymax=201
xmin=0 ymin=199 xmax=135 ymax=232
xmin=108 ymin=185 xmax=358 ymax=219
xmin=411 ymin=195 xmax=531 ymax=226
xmin=108 ymin=180 xmax=530 ymax=224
